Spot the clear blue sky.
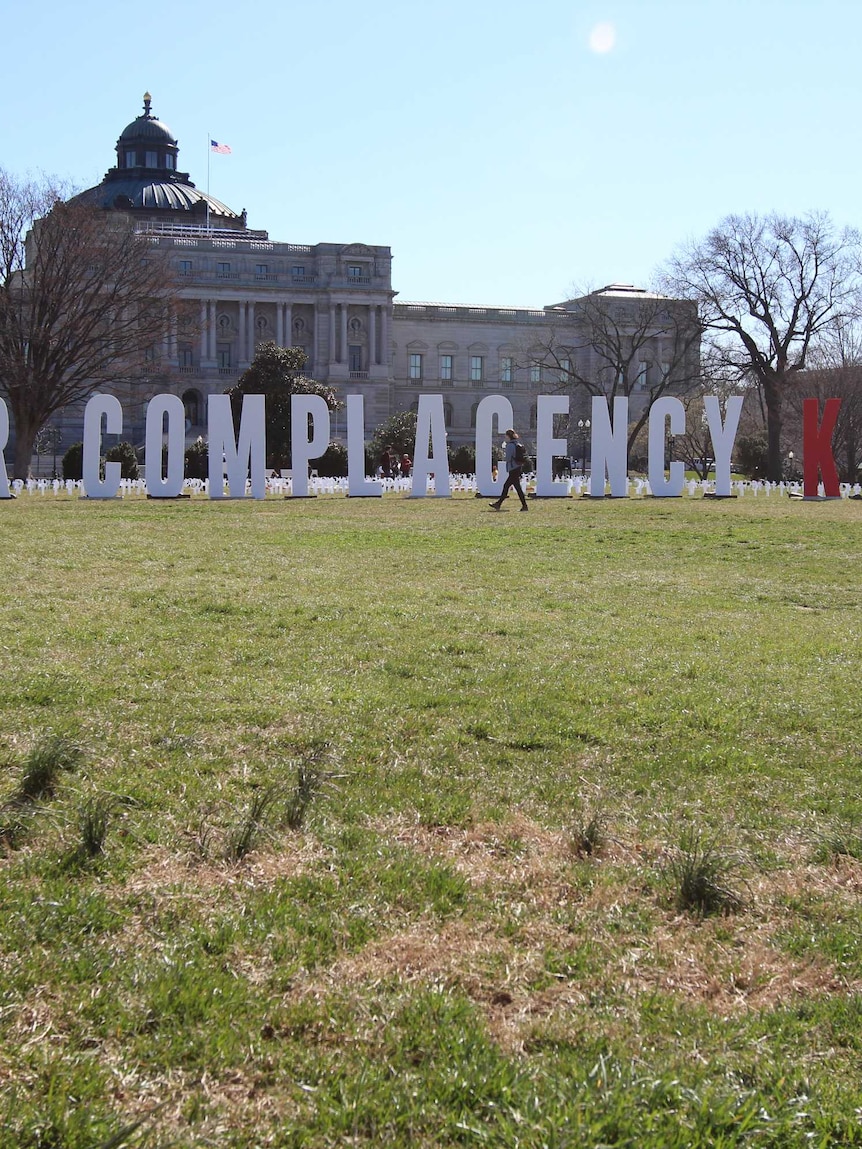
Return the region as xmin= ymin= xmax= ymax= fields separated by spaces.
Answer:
xmin=3 ymin=0 xmax=860 ymax=308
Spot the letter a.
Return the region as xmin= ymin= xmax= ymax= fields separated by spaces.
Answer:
xmin=803 ymin=397 xmax=841 ymax=498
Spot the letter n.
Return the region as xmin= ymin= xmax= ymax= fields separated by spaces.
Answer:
xmin=803 ymin=397 xmax=841 ymax=498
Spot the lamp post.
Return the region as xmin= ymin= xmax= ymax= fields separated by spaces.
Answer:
xmin=787 ymin=450 xmax=794 ymax=481
xmin=578 ymin=418 xmax=591 ymax=476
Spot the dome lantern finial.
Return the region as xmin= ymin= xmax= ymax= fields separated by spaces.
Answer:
xmin=143 ymin=91 xmax=152 ymax=117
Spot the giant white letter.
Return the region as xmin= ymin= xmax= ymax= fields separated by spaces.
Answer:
xmin=145 ymin=394 xmax=186 ymax=498
xmin=411 ymin=395 xmax=450 ymax=498
xmin=535 ymin=394 xmax=570 ymax=497
xmin=291 ymin=394 xmax=330 ymax=497
xmin=346 ymin=394 xmax=380 ymax=497
xmin=208 ymin=393 xmax=266 ymax=499
xmin=475 ymin=395 xmax=512 ymax=497
xmin=705 ymin=394 xmax=744 ymax=497
xmin=83 ymin=394 xmax=123 ymax=499
xmin=590 ymin=396 xmax=628 ymax=497
xmin=648 ymin=396 xmax=686 ymax=497
xmin=0 ymin=400 xmax=9 ymax=498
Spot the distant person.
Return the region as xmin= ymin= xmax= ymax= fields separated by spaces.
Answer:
xmin=489 ymin=429 xmax=528 ymax=511
xmin=380 ymin=445 xmax=394 ymax=478
xmin=400 ymin=453 xmax=412 ymax=478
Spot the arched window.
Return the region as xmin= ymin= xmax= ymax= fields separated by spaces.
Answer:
xmin=182 ymin=388 xmax=203 ymax=427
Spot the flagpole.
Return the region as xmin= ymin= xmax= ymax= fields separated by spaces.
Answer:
xmin=206 ymin=131 xmax=211 ymax=232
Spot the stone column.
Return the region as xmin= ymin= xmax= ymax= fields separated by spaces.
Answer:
xmin=276 ymin=302 xmax=284 ymax=347
xmin=210 ymin=301 xmax=218 ymax=361
xmin=329 ymin=304 xmax=336 ymax=364
xmin=284 ymin=303 xmax=292 ymax=348
xmin=248 ymin=301 xmax=256 ymax=359
xmin=238 ymin=301 xmax=247 ymax=364
xmin=381 ymin=306 xmax=390 ymax=372
xmin=341 ymin=304 xmax=348 ymax=365
xmin=369 ymin=305 xmax=377 ymax=366
xmin=200 ymin=300 xmax=209 ymax=361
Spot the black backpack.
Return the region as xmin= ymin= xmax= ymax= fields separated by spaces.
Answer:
xmin=514 ymin=441 xmax=528 ymax=468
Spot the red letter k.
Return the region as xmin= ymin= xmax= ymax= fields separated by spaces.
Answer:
xmin=803 ymin=397 xmax=841 ymax=498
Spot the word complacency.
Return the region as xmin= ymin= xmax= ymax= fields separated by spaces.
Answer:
xmin=0 ymin=394 xmax=843 ymax=500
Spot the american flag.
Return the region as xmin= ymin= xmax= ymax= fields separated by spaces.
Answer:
xmin=210 ymin=140 xmax=231 ymax=155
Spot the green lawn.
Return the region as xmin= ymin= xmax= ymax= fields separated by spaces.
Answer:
xmin=1 ymin=491 xmax=861 ymax=1147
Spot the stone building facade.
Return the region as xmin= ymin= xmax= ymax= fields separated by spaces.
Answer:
xmin=34 ymin=95 xmax=696 ymax=465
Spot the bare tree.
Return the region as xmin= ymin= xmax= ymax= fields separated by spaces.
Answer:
xmin=0 ymin=169 xmax=181 ymax=477
xmin=526 ymin=285 xmax=703 ymax=454
xmin=662 ymin=212 xmax=861 ymax=481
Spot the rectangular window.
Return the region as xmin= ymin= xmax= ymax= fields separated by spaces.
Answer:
xmin=349 ymin=345 xmax=363 ymax=372
xmin=637 ymin=362 xmax=649 ymax=388
xmin=500 ymin=356 xmax=513 ymax=383
xmin=440 ymin=354 xmax=453 ymax=381
xmin=559 ymin=358 xmax=571 ymax=383
xmin=530 ymin=364 xmax=542 ymax=384
xmin=125 ymin=150 xmax=136 ymax=168
xmin=661 ymin=362 xmax=671 ymax=381
xmin=347 ymin=264 xmax=363 ymax=279
xmin=217 ymin=262 xmax=231 ymax=277
xmin=165 ymin=155 xmax=174 ymax=170
xmin=291 ymin=265 xmax=305 ymax=277
xmin=217 ymin=344 xmax=231 ymax=370
xmin=409 ymin=353 xmax=423 ymax=380
xmin=255 ymin=263 xmax=268 ymax=277
xmin=145 ymin=151 xmax=158 ymax=168
xmin=470 ymin=355 xmax=483 ymax=382
xmin=178 ymin=346 xmax=193 ymax=368
xmin=178 ymin=260 xmax=192 ymax=275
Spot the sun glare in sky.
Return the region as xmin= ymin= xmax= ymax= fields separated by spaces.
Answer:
xmin=588 ymin=22 xmax=617 ymax=54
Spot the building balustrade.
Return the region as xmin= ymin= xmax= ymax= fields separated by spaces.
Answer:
xmin=395 ymin=303 xmax=555 ymax=324
xmin=136 ymin=222 xmax=270 ymax=241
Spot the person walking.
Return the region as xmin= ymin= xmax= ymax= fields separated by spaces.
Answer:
xmin=489 ymin=429 xmax=529 ymax=511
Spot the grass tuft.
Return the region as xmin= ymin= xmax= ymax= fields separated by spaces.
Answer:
xmin=284 ymin=759 xmax=329 ymax=831
xmin=17 ymin=733 xmax=83 ymax=802
xmin=813 ymin=821 xmax=862 ymax=864
xmin=224 ymin=784 xmax=281 ymax=862
xmin=665 ymin=827 xmax=744 ymax=917
xmin=572 ymin=809 xmax=608 ymax=857
xmin=0 ymin=807 xmax=35 ymax=850
xmin=78 ymin=794 xmax=113 ymax=857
